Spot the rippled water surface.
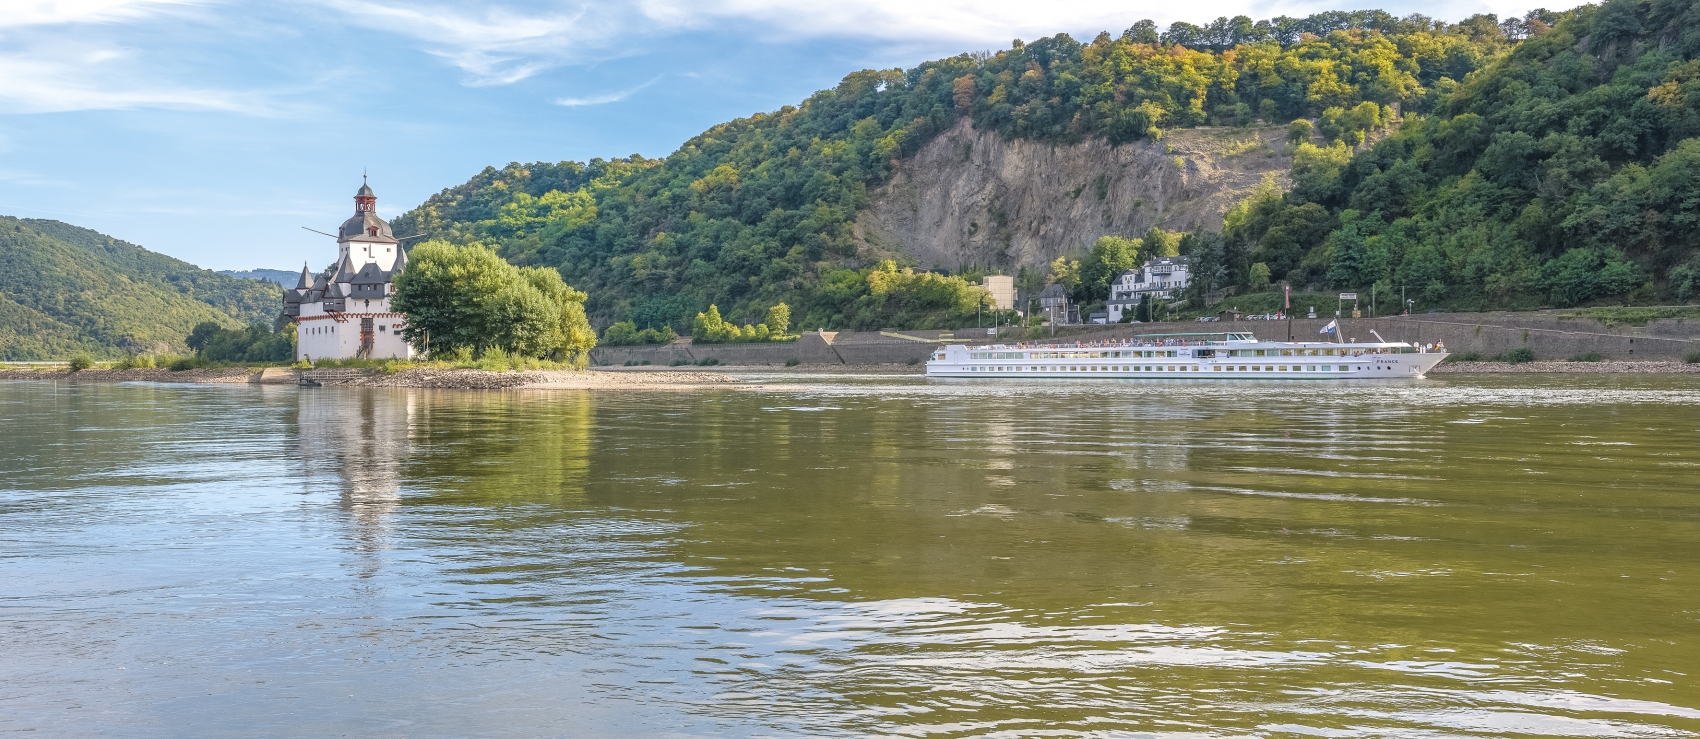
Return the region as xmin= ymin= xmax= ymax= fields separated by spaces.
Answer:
xmin=3 ymin=374 xmax=1699 ymax=737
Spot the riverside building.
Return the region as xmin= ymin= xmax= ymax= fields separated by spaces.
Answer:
xmin=283 ymin=180 xmax=414 ymax=362
xmin=1106 ymin=256 xmax=1190 ymax=322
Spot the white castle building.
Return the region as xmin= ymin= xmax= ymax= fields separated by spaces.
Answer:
xmin=1106 ymin=256 xmax=1191 ymax=322
xmin=284 ymin=180 xmax=414 ymax=361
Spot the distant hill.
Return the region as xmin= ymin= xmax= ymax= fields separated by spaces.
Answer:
xmin=219 ymin=268 xmax=299 ymax=286
xmin=0 ymin=217 xmax=282 ymax=360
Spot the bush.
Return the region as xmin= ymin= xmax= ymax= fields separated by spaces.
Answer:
xmin=1569 ymin=352 xmax=1604 ymax=362
xmin=906 ymin=357 xmax=920 ymax=365
xmin=68 ymin=354 xmax=94 ymax=372
xmin=692 ymin=303 xmax=799 ymax=343
xmin=623 ymin=359 xmax=651 ymax=366
xmin=476 ymin=348 xmax=517 ymax=372
xmin=1495 ymin=348 xmax=1535 ymax=364
xmin=116 ymin=353 xmax=157 ymax=369
xmin=670 ymin=358 xmax=691 ymax=366
xmin=1685 ymin=350 xmax=1700 ymax=364
xmin=168 ymin=357 xmax=198 ymax=371
xmin=392 ymin=240 xmax=596 ymax=366
xmin=1444 ymin=352 xmax=1482 ymax=363
xmin=696 ymin=357 xmax=719 ymax=366
xmin=785 ymin=357 xmax=800 ymax=367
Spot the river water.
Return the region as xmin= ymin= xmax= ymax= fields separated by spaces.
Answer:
xmin=2 ymin=375 xmax=1698 ymax=737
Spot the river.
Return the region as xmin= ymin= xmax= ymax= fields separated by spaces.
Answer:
xmin=2 ymin=375 xmax=1697 ymax=737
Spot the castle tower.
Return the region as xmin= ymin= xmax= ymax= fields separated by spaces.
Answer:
xmin=336 ymin=176 xmax=402 ymax=271
xmin=289 ymin=177 xmax=413 ymax=362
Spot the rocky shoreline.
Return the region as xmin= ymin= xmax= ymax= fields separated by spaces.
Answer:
xmin=0 ymin=367 xmax=259 ymax=383
xmin=1429 ymin=360 xmax=1700 ymax=373
xmin=0 ymin=366 xmax=745 ymax=389
xmin=7 ymin=360 xmax=1699 ymax=387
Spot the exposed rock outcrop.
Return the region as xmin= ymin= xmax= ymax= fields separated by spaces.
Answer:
xmin=857 ymin=120 xmax=1293 ymax=271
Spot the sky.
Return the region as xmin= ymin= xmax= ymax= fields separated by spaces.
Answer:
xmin=1 ymin=0 xmax=1547 ymax=271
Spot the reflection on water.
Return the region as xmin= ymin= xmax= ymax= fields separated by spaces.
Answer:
xmin=1 ymin=376 xmax=1698 ymax=737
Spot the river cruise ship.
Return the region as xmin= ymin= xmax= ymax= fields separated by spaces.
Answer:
xmin=926 ymin=332 xmax=1447 ymax=379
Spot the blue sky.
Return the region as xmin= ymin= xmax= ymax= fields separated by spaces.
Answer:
xmin=1 ymin=0 xmax=1543 ymax=271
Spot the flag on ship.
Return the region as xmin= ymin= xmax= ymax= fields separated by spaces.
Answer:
xmin=1320 ymin=320 xmax=1338 ymax=334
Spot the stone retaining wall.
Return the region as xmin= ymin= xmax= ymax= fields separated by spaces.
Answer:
xmin=592 ymin=311 xmax=1700 ymax=366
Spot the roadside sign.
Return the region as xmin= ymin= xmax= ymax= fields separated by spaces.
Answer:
xmin=1339 ymin=292 xmax=1358 ymax=300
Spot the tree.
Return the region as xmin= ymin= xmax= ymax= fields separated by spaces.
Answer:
xmin=186 ymin=322 xmax=221 ymax=352
xmin=693 ymin=305 xmax=735 ymax=342
xmin=1288 ymin=119 xmax=1314 ymax=147
xmin=602 ymin=320 xmax=641 ymax=346
xmin=1141 ymin=227 xmax=1181 ymax=258
xmin=764 ymin=303 xmax=791 ymax=335
xmin=1122 ymin=19 xmax=1159 ymax=44
xmin=391 ymin=240 xmax=595 ymax=363
xmin=1248 ymin=263 xmax=1271 ymax=292
xmin=1048 ymin=256 xmax=1081 ymax=298
xmin=1078 ymin=236 xmax=1141 ymax=303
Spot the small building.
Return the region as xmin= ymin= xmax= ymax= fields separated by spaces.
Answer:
xmin=981 ymin=275 xmax=1015 ymax=310
xmin=284 ymin=179 xmax=414 ymax=362
xmin=1038 ymin=283 xmax=1070 ymax=324
xmin=1106 ymin=256 xmax=1190 ymax=322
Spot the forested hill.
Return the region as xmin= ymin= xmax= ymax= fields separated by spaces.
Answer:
xmin=1218 ymin=0 xmax=1700 ymax=311
xmin=394 ymin=6 xmax=1671 ymax=331
xmin=0 ymin=217 xmax=282 ymax=360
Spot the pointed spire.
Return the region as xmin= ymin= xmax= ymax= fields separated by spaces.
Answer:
xmin=295 ymin=261 xmax=313 ymax=290
xmin=334 ymin=251 xmax=356 ymax=282
xmin=392 ymin=244 xmax=408 ymax=273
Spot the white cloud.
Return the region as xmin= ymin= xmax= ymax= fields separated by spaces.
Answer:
xmin=555 ymin=75 xmax=662 ymax=107
xmin=313 ymin=0 xmax=1546 ymax=86
xmin=310 ymin=0 xmax=638 ymax=85
xmin=0 ymin=0 xmax=198 ymax=27
xmin=0 ymin=46 xmax=269 ymax=113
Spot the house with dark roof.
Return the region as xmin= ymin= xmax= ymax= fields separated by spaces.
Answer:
xmin=1107 ymin=256 xmax=1190 ymax=322
xmin=284 ymin=179 xmax=413 ymax=361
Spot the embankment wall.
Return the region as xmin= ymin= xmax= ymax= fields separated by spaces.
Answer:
xmin=592 ymin=312 xmax=1700 ymax=366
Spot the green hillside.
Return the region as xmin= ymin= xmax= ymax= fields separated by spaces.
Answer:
xmin=0 ymin=217 xmax=282 ymax=360
xmin=394 ymin=9 xmax=1516 ymax=330
xmin=219 ymin=268 xmax=298 ymax=286
xmin=1214 ymin=0 xmax=1700 ymax=310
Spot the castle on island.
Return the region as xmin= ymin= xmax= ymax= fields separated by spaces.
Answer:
xmin=283 ymin=179 xmax=414 ymax=361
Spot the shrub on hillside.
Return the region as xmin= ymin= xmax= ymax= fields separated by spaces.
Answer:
xmin=68 ymin=354 xmax=93 ymax=372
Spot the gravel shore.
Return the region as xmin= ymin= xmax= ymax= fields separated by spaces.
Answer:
xmin=0 ymin=367 xmax=258 ymax=383
xmin=8 ymin=361 xmax=1698 ymax=386
xmin=1430 ymin=361 xmax=1700 ymax=373
xmin=357 ymin=368 xmax=741 ymax=389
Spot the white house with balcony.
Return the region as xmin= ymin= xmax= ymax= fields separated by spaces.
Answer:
xmin=1106 ymin=256 xmax=1190 ymax=322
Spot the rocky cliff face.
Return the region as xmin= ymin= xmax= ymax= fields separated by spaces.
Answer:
xmin=857 ymin=120 xmax=1293 ymax=271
